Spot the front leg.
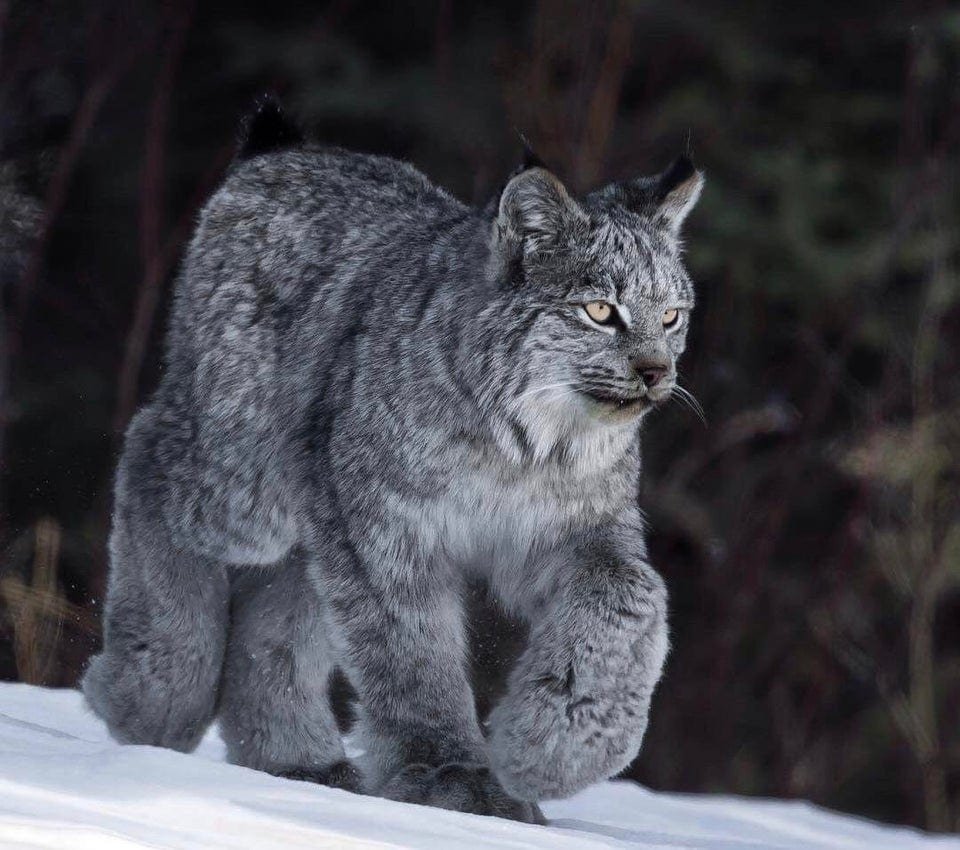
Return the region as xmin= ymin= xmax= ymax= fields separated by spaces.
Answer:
xmin=314 ymin=525 xmax=543 ymax=824
xmin=488 ymin=512 xmax=669 ymax=801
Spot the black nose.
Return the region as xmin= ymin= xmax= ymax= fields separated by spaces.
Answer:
xmin=634 ymin=360 xmax=669 ymax=389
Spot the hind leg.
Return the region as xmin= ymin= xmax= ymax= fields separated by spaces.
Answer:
xmin=217 ymin=550 xmax=357 ymax=789
xmin=82 ymin=410 xmax=230 ymax=750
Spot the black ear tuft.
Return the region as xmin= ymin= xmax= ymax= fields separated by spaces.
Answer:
xmin=590 ymin=153 xmax=703 ymax=233
xmin=518 ymin=133 xmax=547 ymax=172
xmin=653 ymin=155 xmax=697 ymax=202
xmin=237 ymin=94 xmax=305 ymax=161
xmin=487 ymin=133 xmax=552 ymax=217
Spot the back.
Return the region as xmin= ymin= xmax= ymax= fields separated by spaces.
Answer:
xmin=166 ymin=147 xmax=469 ymax=375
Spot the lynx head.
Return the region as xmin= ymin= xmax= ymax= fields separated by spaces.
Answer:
xmin=491 ymin=155 xmax=703 ymax=444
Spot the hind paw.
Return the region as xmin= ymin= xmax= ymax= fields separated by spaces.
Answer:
xmin=277 ymin=760 xmax=363 ymax=792
xmin=379 ymin=762 xmax=545 ymax=824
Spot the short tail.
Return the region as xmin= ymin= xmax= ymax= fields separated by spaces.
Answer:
xmin=237 ymin=94 xmax=305 ymax=161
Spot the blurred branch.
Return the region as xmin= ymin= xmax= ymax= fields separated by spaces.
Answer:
xmin=736 ymin=98 xmax=959 ymax=586
xmin=112 ymin=137 xmax=235 ymax=435
xmin=9 ymin=30 xmax=141 ymax=363
xmin=903 ymin=194 xmax=954 ymax=832
xmin=820 ymin=146 xmax=958 ymax=831
xmin=113 ymin=0 xmax=196 ymax=433
xmin=665 ymin=401 xmax=799 ymax=491
xmin=574 ymin=0 xmax=634 ymax=188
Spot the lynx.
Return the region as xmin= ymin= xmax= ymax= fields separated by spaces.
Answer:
xmin=83 ymin=100 xmax=703 ymax=823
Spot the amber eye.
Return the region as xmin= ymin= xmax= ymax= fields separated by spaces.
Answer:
xmin=662 ymin=308 xmax=680 ymax=328
xmin=584 ymin=301 xmax=615 ymax=325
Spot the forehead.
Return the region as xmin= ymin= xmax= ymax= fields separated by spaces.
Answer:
xmin=580 ymin=207 xmax=691 ymax=305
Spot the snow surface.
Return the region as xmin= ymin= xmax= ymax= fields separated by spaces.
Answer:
xmin=0 ymin=684 xmax=956 ymax=849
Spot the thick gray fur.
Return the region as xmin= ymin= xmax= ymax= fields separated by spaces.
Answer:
xmin=82 ymin=131 xmax=703 ymax=822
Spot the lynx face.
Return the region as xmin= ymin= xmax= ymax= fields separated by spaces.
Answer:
xmin=494 ymin=158 xmax=703 ymax=430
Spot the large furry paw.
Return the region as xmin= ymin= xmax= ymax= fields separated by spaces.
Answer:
xmin=277 ymin=760 xmax=363 ymax=792
xmin=489 ymin=574 xmax=668 ymax=801
xmin=379 ymin=763 xmax=545 ymax=824
xmin=488 ymin=639 xmax=660 ymax=800
xmin=81 ymin=651 xmax=213 ymax=752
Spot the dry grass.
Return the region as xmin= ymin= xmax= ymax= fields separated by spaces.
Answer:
xmin=1 ymin=517 xmax=99 ymax=685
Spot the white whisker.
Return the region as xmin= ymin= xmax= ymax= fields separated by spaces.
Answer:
xmin=672 ymin=384 xmax=707 ymax=426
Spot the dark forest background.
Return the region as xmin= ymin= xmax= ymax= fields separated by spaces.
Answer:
xmin=1 ymin=0 xmax=958 ymax=834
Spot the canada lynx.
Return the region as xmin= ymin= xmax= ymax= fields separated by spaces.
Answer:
xmin=83 ymin=100 xmax=703 ymax=822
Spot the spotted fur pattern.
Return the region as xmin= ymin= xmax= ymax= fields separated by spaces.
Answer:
xmin=82 ymin=127 xmax=703 ymax=822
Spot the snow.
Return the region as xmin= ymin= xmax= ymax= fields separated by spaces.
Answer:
xmin=0 ymin=684 xmax=955 ymax=850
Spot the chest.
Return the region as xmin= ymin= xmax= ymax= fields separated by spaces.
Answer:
xmin=416 ymin=448 xmax=636 ymax=572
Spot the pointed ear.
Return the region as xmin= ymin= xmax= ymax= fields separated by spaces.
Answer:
xmin=598 ymin=155 xmax=704 ymax=235
xmin=652 ymin=155 xmax=704 ymax=233
xmin=496 ymin=167 xmax=587 ymax=253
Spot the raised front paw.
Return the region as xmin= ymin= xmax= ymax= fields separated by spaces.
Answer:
xmin=379 ymin=763 xmax=545 ymax=824
xmin=489 ymin=570 xmax=669 ymax=802
xmin=488 ymin=635 xmax=664 ymax=800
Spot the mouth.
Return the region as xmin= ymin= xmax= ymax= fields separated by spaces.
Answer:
xmin=580 ymin=388 xmax=649 ymax=412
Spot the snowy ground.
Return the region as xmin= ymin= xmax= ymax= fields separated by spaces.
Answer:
xmin=0 ymin=684 xmax=956 ymax=850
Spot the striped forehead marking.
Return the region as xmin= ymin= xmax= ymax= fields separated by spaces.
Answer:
xmin=586 ymin=217 xmax=670 ymax=302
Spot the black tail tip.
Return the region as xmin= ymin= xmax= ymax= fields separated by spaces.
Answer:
xmin=237 ymin=94 xmax=305 ymax=161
